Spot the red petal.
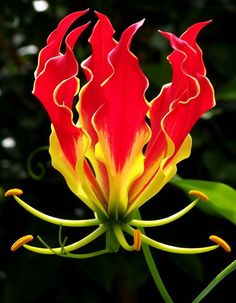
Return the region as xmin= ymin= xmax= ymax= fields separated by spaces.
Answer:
xmin=129 ymin=21 xmax=215 ymax=205
xmin=77 ymin=12 xmax=117 ymax=201
xmin=79 ymin=12 xmax=117 ymax=146
xmin=33 ymin=22 xmax=89 ymax=167
xmin=179 ymin=20 xmax=212 ymax=76
xmin=164 ymin=75 xmax=214 ymax=156
xmin=93 ymin=20 xmax=149 ymax=172
xmin=147 ymin=21 xmax=215 ymax=165
xmin=35 ymin=10 xmax=89 ymax=77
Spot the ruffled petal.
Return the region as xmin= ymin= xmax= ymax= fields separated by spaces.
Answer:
xmin=147 ymin=21 xmax=214 ymax=162
xmin=49 ymin=127 xmax=107 ymax=216
xmin=128 ymin=21 xmax=214 ymax=212
xmin=33 ymin=21 xmax=89 ymax=168
xmin=158 ymin=22 xmax=215 ymax=156
xmin=49 ymin=127 xmax=90 ymax=207
xmin=34 ymin=12 xmax=108 ymax=213
xmin=79 ymin=12 xmax=117 ymax=146
xmin=93 ymin=20 xmax=149 ymax=172
xmin=92 ymin=20 xmax=150 ymax=216
xmin=78 ymin=12 xmax=117 ymax=200
xmin=127 ymin=134 xmax=192 ymax=215
xmin=35 ymin=10 xmax=89 ymax=77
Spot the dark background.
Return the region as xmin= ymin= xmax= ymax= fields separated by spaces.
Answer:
xmin=0 ymin=0 xmax=236 ymax=302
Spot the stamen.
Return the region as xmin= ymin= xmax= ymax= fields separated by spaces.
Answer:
xmin=11 ymin=235 xmax=34 ymax=251
xmin=124 ymin=225 xmax=220 ymax=254
xmin=130 ymin=198 xmax=199 ymax=227
xmin=5 ymin=188 xmax=23 ymax=197
xmin=188 ymin=190 xmax=209 ymax=201
xmin=12 ymin=195 xmax=100 ymax=227
xmin=133 ymin=229 xmax=142 ymax=251
xmin=209 ymin=235 xmax=231 ymax=252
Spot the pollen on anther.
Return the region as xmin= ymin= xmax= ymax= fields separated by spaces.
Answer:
xmin=11 ymin=235 xmax=34 ymax=252
xmin=188 ymin=190 xmax=209 ymax=201
xmin=133 ymin=229 xmax=142 ymax=251
xmin=5 ymin=188 xmax=23 ymax=197
xmin=209 ymin=235 xmax=231 ymax=253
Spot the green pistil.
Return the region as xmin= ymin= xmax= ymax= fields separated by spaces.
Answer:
xmin=112 ymin=223 xmax=135 ymax=251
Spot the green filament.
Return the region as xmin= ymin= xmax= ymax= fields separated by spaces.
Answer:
xmin=130 ymin=198 xmax=199 ymax=227
xmin=14 ymin=195 xmax=100 ymax=227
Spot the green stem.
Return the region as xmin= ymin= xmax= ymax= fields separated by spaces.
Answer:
xmin=192 ymin=259 xmax=236 ymax=303
xmin=136 ymin=211 xmax=174 ymax=303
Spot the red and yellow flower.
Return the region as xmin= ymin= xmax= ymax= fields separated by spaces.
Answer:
xmin=5 ymin=10 xmax=231 ymax=257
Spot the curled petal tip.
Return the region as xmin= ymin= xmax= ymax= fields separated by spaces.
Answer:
xmin=94 ymin=10 xmax=105 ymax=17
xmin=158 ymin=29 xmax=167 ymax=35
xmin=209 ymin=235 xmax=231 ymax=253
xmin=139 ymin=18 xmax=145 ymax=25
xmin=188 ymin=190 xmax=209 ymax=201
xmin=202 ymin=19 xmax=212 ymax=25
xmin=11 ymin=235 xmax=34 ymax=252
xmin=157 ymin=29 xmax=172 ymax=40
xmin=78 ymin=8 xmax=90 ymax=14
xmin=5 ymin=188 xmax=23 ymax=197
xmin=131 ymin=18 xmax=145 ymax=29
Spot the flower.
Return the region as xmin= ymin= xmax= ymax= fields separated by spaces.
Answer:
xmin=5 ymin=10 xmax=230 ymax=257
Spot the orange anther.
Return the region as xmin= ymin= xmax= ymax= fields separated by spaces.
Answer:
xmin=11 ymin=235 xmax=34 ymax=252
xmin=188 ymin=190 xmax=209 ymax=201
xmin=133 ymin=229 xmax=142 ymax=251
xmin=5 ymin=188 xmax=23 ymax=197
xmin=209 ymin=235 xmax=231 ymax=253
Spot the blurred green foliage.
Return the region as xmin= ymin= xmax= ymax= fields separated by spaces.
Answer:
xmin=0 ymin=0 xmax=236 ymax=302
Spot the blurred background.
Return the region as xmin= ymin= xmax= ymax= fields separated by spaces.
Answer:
xmin=0 ymin=0 xmax=236 ymax=302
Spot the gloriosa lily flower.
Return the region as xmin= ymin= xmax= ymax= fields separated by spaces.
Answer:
xmin=5 ymin=10 xmax=231 ymax=257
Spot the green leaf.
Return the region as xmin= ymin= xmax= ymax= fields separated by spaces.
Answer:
xmin=171 ymin=179 xmax=236 ymax=225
